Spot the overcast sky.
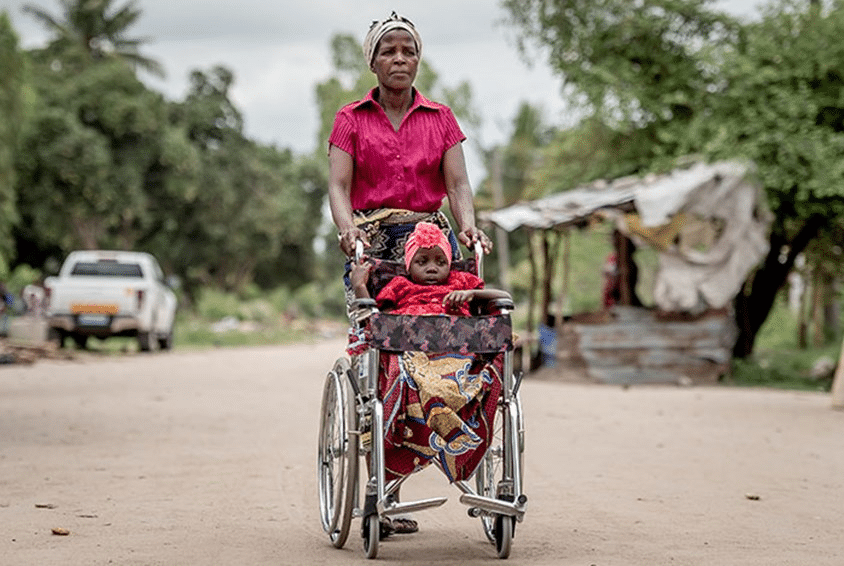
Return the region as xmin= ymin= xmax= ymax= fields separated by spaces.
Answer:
xmin=1 ymin=0 xmax=762 ymax=181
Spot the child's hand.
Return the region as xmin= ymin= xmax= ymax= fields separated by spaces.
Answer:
xmin=350 ymin=260 xmax=373 ymax=297
xmin=444 ymin=289 xmax=474 ymax=308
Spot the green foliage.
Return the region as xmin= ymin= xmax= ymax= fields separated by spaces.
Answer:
xmin=730 ymin=301 xmax=838 ymax=391
xmin=10 ymin=4 xmax=326 ymax=298
xmin=161 ymin=68 xmax=326 ymax=294
xmin=501 ymin=0 xmax=844 ymax=355
xmin=694 ymin=0 xmax=844 ymax=225
xmin=15 ymin=57 xmax=177 ymax=250
xmin=0 ymin=13 xmax=27 ymax=275
xmin=502 ymin=0 xmax=738 ymax=127
xmin=3 ymin=263 xmax=42 ymax=295
xmin=291 ymin=278 xmax=347 ymax=320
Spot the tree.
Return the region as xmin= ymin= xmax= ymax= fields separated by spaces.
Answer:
xmin=15 ymin=54 xmax=185 ymax=253
xmin=166 ymin=66 xmax=324 ymax=294
xmin=503 ymin=0 xmax=844 ymax=356
xmin=0 ymin=13 xmax=27 ymax=275
xmin=22 ymin=0 xmax=163 ymax=77
xmin=698 ymin=0 xmax=844 ymax=355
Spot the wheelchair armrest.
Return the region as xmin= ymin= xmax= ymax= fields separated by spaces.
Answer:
xmin=470 ymin=297 xmax=515 ymax=315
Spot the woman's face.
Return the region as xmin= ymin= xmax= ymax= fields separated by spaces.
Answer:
xmin=408 ymin=246 xmax=449 ymax=286
xmin=371 ymin=29 xmax=418 ymax=90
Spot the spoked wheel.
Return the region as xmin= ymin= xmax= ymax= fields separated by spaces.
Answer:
xmin=317 ymin=358 xmax=359 ymax=548
xmin=475 ymin=391 xmax=524 ymax=558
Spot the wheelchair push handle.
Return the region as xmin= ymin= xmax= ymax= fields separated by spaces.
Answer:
xmin=355 ymin=239 xmax=365 ymax=264
xmin=474 ymin=240 xmax=484 ymax=280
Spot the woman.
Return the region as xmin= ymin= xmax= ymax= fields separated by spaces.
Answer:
xmin=327 ymin=12 xmax=493 ymax=535
xmin=328 ymin=11 xmax=491 ymax=310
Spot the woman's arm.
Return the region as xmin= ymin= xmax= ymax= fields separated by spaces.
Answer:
xmin=328 ymin=144 xmax=369 ymax=256
xmin=443 ymin=143 xmax=492 ymax=253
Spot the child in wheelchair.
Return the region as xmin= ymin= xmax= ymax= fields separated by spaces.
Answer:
xmin=348 ymin=222 xmax=511 ymax=534
xmin=349 ymin=221 xmax=510 ymax=315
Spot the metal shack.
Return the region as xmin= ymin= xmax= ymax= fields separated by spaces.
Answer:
xmin=481 ymin=160 xmax=772 ymax=384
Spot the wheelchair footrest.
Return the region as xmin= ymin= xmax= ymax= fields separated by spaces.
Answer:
xmin=380 ymin=497 xmax=448 ymax=516
xmin=460 ymin=493 xmax=527 ymax=521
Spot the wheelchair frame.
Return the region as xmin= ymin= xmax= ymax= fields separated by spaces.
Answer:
xmin=317 ymin=244 xmax=527 ymax=559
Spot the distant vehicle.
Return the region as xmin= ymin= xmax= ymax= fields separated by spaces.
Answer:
xmin=44 ymin=250 xmax=177 ymax=351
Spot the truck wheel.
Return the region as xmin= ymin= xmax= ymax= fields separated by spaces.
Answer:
xmin=157 ymin=331 xmax=173 ymax=351
xmin=72 ymin=334 xmax=88 ymax=350
xmin=137 ymin=332 xmax=155 ymax=352
xmin=49 ymin=328 xmax=66 ymax=349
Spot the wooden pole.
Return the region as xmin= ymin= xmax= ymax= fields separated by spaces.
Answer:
xmin=555 ymin=229 xmax=570 ymax=332
xmin=526 ymin=229 xmax=537 ymax=370
xmin=541 ymin=230 xmax=556 ymax=327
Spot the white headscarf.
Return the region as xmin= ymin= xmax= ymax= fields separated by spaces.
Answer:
xmin=363 ymin=11 xmax=422 ymax=69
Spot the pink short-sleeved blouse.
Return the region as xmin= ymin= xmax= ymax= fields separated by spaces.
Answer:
xmin=328 ymin=88 xmax=466 ymax=212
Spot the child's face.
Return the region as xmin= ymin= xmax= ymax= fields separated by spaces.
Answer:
xmin=408 ymin=246 xmax=450 ymax=285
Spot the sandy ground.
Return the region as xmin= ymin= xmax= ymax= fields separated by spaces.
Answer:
xmin=1 ymin=338 xmax=843 ymax=566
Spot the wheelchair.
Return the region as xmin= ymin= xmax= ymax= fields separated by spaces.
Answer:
xmin=317 ymin=242 xmax=526 ymax=559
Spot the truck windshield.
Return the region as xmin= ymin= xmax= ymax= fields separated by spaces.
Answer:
xmin=70 ymin=262 xmax=144 ymax=278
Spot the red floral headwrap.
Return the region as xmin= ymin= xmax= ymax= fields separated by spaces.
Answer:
xmin=404 ymin=222 xmax=451 ymax=271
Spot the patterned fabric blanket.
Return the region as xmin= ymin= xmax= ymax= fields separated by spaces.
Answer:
xmin=379 ymin=350 xmax=502 ymax=482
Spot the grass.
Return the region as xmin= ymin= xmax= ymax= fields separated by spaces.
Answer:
xmin=727 ymin=299 xmax=839 ymax=392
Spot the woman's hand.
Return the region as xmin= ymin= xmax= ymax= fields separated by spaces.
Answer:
xmin=458 ymin=227 xmax=493 ymax=254
xmin=338 ymin=228 xmax=370 ymax=257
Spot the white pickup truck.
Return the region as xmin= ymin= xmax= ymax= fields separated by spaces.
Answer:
xmin=44 ymin=250 xmax=178 ymax=351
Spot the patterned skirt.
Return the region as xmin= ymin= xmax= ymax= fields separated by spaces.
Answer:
xmin=379 ymin=350 xmax=502 ymax=482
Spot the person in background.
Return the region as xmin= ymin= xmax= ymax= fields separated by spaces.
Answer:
xmin=0 ymin=282 xmax=11 ymax=336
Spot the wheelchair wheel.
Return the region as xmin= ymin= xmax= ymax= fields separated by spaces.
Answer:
xmin=495 ymin=514 xmax=514 ymax=559
xmin=362 ymin=512 xmax=380 ymax=559
xmin=476 ymin=390 xmax=524 ymax=558
xmin=317 ymin=358 xmax=359 ymax=548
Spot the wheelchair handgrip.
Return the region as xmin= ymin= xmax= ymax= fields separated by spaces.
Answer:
xmin=355 ymin=239 xmax=365 ymax=263
xmin=351 ymin=297 xmax=377 ymax=310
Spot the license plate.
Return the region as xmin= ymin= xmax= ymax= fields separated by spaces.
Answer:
xmin=78 ymin=314 xmax=109 ymax=326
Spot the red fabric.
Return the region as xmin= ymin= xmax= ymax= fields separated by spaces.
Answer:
xmin=404 ymin=222 xmax=451 ymax=271
xmin=328 ymin=88 xmax=466 ymax=212
xmin=379 ymin=351 xmax=503 ymax=482
xmin=375 ymin=271 xmax=484 ymax=316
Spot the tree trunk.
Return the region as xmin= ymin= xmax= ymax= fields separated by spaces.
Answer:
xmin=811 ymin=267 xmax=824 ymax=348
xmin=733 ymin=216 xmax=824 ymax=358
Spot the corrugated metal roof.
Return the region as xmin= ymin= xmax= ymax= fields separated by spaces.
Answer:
xmin=480 ymin=161 xmax=751 ymax=232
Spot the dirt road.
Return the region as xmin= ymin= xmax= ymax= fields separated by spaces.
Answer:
xmin=1 ymin=339 xmax=842 ymax=565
